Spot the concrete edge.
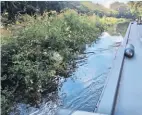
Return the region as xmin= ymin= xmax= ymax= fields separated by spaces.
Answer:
xmin=94 ymin=22 xmax=132 ymax=115
xmin=56 ymin=109 xmax=108 ymax=115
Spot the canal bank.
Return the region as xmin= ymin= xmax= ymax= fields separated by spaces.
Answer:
xmin=10 ymin=22 xmax=129 ymax=115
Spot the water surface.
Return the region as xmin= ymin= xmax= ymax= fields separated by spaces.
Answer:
xmin=11 ymin=22 xmax=129 ymax=115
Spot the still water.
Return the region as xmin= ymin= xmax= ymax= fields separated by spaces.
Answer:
xmin=11 ymin=22 xmax=128 ymax=115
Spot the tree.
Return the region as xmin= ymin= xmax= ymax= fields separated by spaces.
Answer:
xmin=128 ymin=1 xmax=142 ymax=17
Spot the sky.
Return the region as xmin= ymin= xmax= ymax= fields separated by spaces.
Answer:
xmin=92 ymin=0 xmax=140 ymax=8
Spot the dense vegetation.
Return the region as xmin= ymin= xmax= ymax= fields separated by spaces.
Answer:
xmin=1 ymin=8 xmax=125 ymax=114
xmin=110 ymin=1 xmax=142 ymax=18
xmin=128 ymin=1 xmax=142 ymax=17
xmin=1 ymin=1 xmax=139 ymax=115
xmin=1 ymin=1 xmax=141 ymax=26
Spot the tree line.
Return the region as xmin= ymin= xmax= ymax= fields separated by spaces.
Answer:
xmin=1 ymin=1 xmax=142 ymax=24
xmin=1 ymin=1 xmax=64 ymax=21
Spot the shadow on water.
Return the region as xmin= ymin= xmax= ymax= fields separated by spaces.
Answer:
xmin=10 ymin=22 xmax=129 ymax=115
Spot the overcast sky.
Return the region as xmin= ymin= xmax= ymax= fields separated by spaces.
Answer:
xmin=92 ymin=0 xmax=140 ymax=8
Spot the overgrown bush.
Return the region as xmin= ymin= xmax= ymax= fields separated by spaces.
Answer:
xmin=1 ymin=9 xmax=122 ymax=114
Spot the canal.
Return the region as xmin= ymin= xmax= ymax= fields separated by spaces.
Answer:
xmin=10 ymin=22 xmax=129 ymax=115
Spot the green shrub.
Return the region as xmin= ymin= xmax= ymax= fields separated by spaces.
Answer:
xmin=1 ymin=10 xmax=120 ymax=114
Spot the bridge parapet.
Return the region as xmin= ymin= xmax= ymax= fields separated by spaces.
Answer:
xmin=94 ymin=22 xmax=132 ymax=115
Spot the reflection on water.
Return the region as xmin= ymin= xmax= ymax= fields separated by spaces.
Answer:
xmin=10 ymin=22 xmax=129 ymax=115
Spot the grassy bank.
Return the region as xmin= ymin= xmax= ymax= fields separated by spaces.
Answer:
xmin=1 ymin=9 xmax=125 ymax=114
